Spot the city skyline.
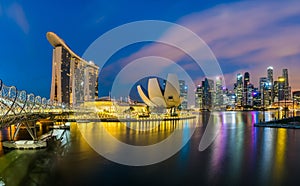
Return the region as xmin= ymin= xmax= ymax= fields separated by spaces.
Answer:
xmin=194 ymin=66 xmax=294 ymax=110
xmin=1 ymin=1 xmax=300 ymax=99
xmin=3 ymin=1 xmax=300 ymax=185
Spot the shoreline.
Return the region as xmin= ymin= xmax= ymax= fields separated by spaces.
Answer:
xmin=254 ymin=116 xmax=300 ymax=129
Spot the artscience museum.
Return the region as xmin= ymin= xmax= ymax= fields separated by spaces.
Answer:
xmin=137 ymin=74 xmax=182 ymax=111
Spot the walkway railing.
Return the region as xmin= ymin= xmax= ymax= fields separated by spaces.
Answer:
xmin=0 ymin=79 xmax=65 ymax=128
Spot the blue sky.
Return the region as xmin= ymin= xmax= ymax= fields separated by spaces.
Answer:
xmin=1 ymin=0 xmax=300 ymax=99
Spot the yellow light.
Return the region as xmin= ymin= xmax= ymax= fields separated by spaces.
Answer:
xmin=278 ymin=77 xmax=285 ymax=82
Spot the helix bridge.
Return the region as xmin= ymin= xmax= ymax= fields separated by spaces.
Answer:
xmin=0 ymin=79 xmax=68 ymax=143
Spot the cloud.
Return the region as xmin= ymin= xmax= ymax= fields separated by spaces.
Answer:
xmin=114 ymin=1 xmax=300 ymax=92
xmin=178 ymin=1 xmax=300 ymax=90
xmin=6 ymin=3 xmax=29 ymax=34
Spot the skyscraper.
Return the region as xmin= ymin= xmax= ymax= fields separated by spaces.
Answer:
xmin=278 ymin=76 xmax=285 ymax=101
xmin=179 ymin=80 xmax=188 ymax=109
xmin=195 ymin=85 xmax=203 ymax=109
xmin=47 ymin=32 xmax=99 ymax=107
xmin=244 ymin=72 xmax=250 ymax=88
xmin=234 ymin=73 xmax=243 ymax=107
xmin=259 ymin=77 xmax=271 ymax=106
xmin=273 ymin=80 xmax=279 ymax=102
xmin=267 ymin=66 xmax=274 ymax=102
xmin=267 ymin=66 xmax=273 ymax=85
xmin=243 ymin=72 xmax=250 ymax=107
xmin=215 ymin=76 xmax=224 ymax=109
xmin=203 ymin=78 xmax=214 ymax=110
xmin=246 ymin=83 xmax=254 ymax=107
xmin=282 ymin=69 xmax=289 ymax=87
xmin=282 ymin=68 xmax=291 ymax=100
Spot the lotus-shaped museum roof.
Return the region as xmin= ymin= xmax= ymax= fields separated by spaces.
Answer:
xmin=137 ymin=74 xmax=182 ymax=108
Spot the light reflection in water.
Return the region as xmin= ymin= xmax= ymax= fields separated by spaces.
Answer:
xmin=209 ymin=112 xmax=226 ymax=181
xmin=1 ymin=111 xmax=300 ymax=185
xmin=259 ymin=128 xmax=275 ymax=184
xmin=81 ymin=120 xmax=194 ymax=146
xmin=250 ymin=112 xmax=258 ymax=172
xmin=273 ymin=128 xmax=287 ymax=185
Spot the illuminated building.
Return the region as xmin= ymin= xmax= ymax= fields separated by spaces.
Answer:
xmin=203 ymin=78 xmax=214 ymax=110
xmin=267 ymin=66 xmax=274 ymax=86
xmin=195 ymin=85 xmax=203 ymax=109
xmin=194 ymin=78 xmax=214 ymax=110
xmin=259 ymin=77 xmax=271 ymax=107
xmin=293 ymin=91 xmax=300 ymax=106
xmin=137 ymin=74 xmax=181 ymax=109
xmin=278 ymin=76 xmax=285 ymax=101
xmin=267 ymin=66 xmax=274 ymax=103
xmin=243 ymin=72 xmax=250 ymax=107
xmin=252 ymin=88 xmax=261 ymax=108
xmin=215 ymin=76 xmax=224 ymax=110
xmin=47 ymin=32 xmax=99 ymax=107
xmin=234 ymin=73 xmax=243 ymax=107
xmin=283 ymin=69 xmax=289 ymax=88
xmin=273 ymin=80 xmax=279 ymax=102
xmin=225 ymin=91 xmax=236 ymax=109
xmin=282 ymin=69 xmax=291 ymax=100
xmin=246 ymin=83 xmax=254 ymax=107
xmin=179 ymin=80 xmax=188 ymax=110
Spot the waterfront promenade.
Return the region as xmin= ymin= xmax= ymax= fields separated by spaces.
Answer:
xmin=255 ymin=116 xmax=300 ymax=129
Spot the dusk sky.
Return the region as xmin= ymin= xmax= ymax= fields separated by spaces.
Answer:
xmin=1 ymin=0 xmax=300 ymax=99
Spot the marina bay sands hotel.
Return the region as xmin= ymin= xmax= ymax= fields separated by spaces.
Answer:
xmin=46 ymin=32 xmax=99 ymax=107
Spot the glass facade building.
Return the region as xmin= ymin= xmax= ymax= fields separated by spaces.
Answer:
xmin=47 ymin=32 xmax=99 ymax=107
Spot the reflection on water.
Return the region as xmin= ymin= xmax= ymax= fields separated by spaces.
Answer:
xmin=87 ymin=120 xmax=195 ymax=146
xmin=273 ymin=128 xmax=287 ymax=185
xmin=1 ymin=111 xmax=300 ymax=185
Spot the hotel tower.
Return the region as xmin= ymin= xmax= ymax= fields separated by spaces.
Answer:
xmin=46 ymin=32 xmax=99 ymax=107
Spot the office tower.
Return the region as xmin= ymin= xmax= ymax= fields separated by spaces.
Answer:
xmin=267 ymin=66 xmax=273 ymax=85
xmin=203 ymin=78 xmax=214 ymax=110
xmin=259 ymin=77 xmax=271 ymax=107
xmin=282 ymin=69 xmax=289 ymax=87
xmin=195 ymin=85 xmax=203 ymax=109
xmin=226 ymin=91 xmax=236 ymax=109
xmin=293 ymin=91 xmax=300 ymax=105
xmin=252 ymin=88 xmax=260 ymax=108
xmin=179 ymin=80 xmax=188 ymax=109
xmin=246 ymin=83 xmax=254 ymax=107
xmin=273 ymin=80 xmax=278 ymax=102
xmin=282 ymin=68 xmax=291 ymax=100
xmin=243 ymin=72 xmax=250 ymax=107
xmin=215 ymin=76 xmax=224 ymax=109
xmin=244 ymin=72 xmax=250 ymax=88
xmin=278 ymin=76 xmax=285 ymax=101
xmin=47 ymin=32 xmax=99 ymax=107
xmin=267 ymin=66 xmax=274 ymax=102
xmin=234 ymin=73 xmax=243 ymax=107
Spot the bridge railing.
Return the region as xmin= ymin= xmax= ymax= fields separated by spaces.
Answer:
xmin=0 ymin=79 xmax=67 ymax=126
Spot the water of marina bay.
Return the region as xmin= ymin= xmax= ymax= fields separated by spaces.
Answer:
xmin=1 ymin=111 xmax=300 ymax=185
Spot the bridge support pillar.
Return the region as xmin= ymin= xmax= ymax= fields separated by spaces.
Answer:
xmin=11 ymin=121 xmax=38 ymax=141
